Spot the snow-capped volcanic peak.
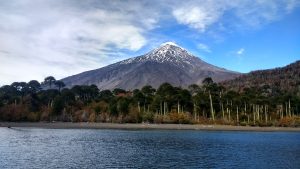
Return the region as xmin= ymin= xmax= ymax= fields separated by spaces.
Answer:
xmin=154 ymin=42 xmax=186 ymax=54
xmin=121 ymin=42 xmax=196 ymax=65
xmin=146 ymin=42 xmax=194 ymax=62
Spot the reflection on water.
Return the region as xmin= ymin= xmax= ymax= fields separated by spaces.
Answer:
xmin=0 ymin=128 xmax=299 ymax=169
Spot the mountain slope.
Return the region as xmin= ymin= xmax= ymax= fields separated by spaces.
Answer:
xmin=62 ymin=42 xmax=240 ymax=90
xmin=221 ymin=60 xmax=300 ymax=94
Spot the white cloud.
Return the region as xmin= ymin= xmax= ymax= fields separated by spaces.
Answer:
xmin=0 ymin=0 xmax=153 ymax=84
xmin=197 ymin=43 xmax=211 ymax=53
xmin=172 ymin=0 xmax=300 ymax=32
xmin=236 ymin=48 xmax=245 ymax=55
xmin=173 ymin=5 xmax=222 ymax=32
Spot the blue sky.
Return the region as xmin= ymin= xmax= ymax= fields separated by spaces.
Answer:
xmin=0 ymin=0 xmax=300 ymax=85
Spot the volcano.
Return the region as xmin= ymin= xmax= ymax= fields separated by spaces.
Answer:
xmin=62 ymin=42 xmax=240 ymax=90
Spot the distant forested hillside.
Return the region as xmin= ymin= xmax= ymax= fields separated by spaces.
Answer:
xmin=221 ymin=61 xmax=300 ymax=96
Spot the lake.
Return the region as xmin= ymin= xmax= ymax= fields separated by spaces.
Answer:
xmin=0 ymin=128 xmax=299 ymax=169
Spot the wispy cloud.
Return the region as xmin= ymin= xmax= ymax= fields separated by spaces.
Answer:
xmin=172 ymin=0 xmax=300 ymax=32
xmin=197 ymin=43 xmax=211 ymax=53
xmin=236 ymin=48 xmax=245 ymax=55
xmin=0 ymin=0 xmax=156 ymax=84
xmin=173 ymin=5 xmax=222 ymax=32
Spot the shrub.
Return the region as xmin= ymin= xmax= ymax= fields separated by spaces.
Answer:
xmin=278 ymin=117 xmax=294 ymax=127
xmin=142 ymin=112 xmax=154 ymax=123
xmin=27 ymin=112 xmax=39 ymax=122
xmin=88 ymin=112 xmax=96 ymax=122
xmin=153 ymin=114 xmax=164 ymax=123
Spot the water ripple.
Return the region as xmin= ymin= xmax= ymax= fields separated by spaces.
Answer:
xmin=0 ymin=128 xmax=299 ymax=169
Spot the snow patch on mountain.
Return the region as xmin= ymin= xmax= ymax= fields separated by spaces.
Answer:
xmin=120 ymin=43 xmax=196 ymax=67
xmin=160 ymin=41 xmax=180 ymax=47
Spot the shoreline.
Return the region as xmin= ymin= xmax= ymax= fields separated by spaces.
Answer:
xmin=0 ymin=122 xmax=300 ymax=132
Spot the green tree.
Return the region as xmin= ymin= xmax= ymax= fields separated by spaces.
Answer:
xmin=133 ymin=89 xmax=145 ymax=113
xmin=109 ymin=99 xmax=118 ymax=117
xmin=52 ymin=96 xmax=64 ymax=117
xmin=99 ymin=90 xmax=113 ymax=102
xmin=44 ymin=76 xmax=56 ymax=89
xmin=202 ymin=77 xmax=215 ymax=121
xmin=188 ymin=84 xmax=201 ymax=95
xmin=11 ymin=82 xmax=28 ymax=103
xmin=27 ymin=80 xmax=41 ymax=93
xmin=141 ymin=85 xmax=155 ymax=113
xmin=156 ymin=83 xmax=175 ymax=115
xmin=113 ymin=88 xmax=126 ymax=95
xmin=117 ymin=97 xmax=130 ymax=116
xmin=202 ymin=77 xmax=213 ymax=86
xmin=54 ymin=80 xmax=65 ymax=92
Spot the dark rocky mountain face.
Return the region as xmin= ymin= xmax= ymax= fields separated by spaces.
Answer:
xmin=62 ymin=42 xmax=240 ymax=90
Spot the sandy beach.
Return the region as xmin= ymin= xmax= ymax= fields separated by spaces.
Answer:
xmin=0 ymin=122 xmax=299 ymax=132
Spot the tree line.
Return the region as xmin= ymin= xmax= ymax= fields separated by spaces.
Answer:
xmin=0 ymin=76 xmax=299 ymax=126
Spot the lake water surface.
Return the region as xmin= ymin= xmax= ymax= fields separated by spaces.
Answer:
xmin=0 ymin=128 xmax=299 ymax=169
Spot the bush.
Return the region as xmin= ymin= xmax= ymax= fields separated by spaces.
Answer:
xmin=142 ymin=112 xmax=154 ymax=123
xmin=278 ymin=117 xmax=294 ymax=127
xmin=168 ymin=112 xmax=192 ymax=124
xmin=153 ymin=114 xmax=164 ymax=123
xmin=239 ymin=121 xmax=247 ymax=126
xmin=88 ymin=112 xmax=96 ymax=122
xmin=27 ymin=112 xmax=39 ymax=122
xmin=123 ymin=106 xmax=141 ymax=123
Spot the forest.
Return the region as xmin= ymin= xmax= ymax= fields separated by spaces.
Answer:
xmin=222 ymin=60 xmax=300 ymax=93
xmin=0 ymin=76 xmax=299 ymax=127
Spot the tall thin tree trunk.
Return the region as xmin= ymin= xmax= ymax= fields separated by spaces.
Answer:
xmin=229 ymin=100 xmax=233 ymax=122
xmin=193 ymin=103 xmax=197 ymax=120
xmin=163 ymin=102 xmax=166 ymax=116
xmin=236 ymin=106 xmax=239 ymax=123
xmin=280 ymin=105 xmax=283 ymax=119
xmin=253 ymin=104 xmax=256 ymax=125
xmin=222 ymin=103 xmax=225 ymax=120
xmin=256 ymin=105 xmax=259 ymax=121
xmin=178 ymin=101 xmax=180 ymax=113
xmin=226 ymin=100 xmax=229 ymax=120
xmin=247 ymin=114 xmax=250 ymax=124
xmin=285 ymin=102 xmax=288 ymax=117
xmin=264 ymin=105 xmax=268 ymax=124
xmin=219 ymin=91 xmax=223 ymax=119
xmin=166 ymin=102 xmax=168 ymax=114
xmin=209 ymin=91 xmax=214 ymax=121
xmin=160 ymin=101 xmax=163 ymax=115
xmin=288 ymin=99 xmax=291 ymax=117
